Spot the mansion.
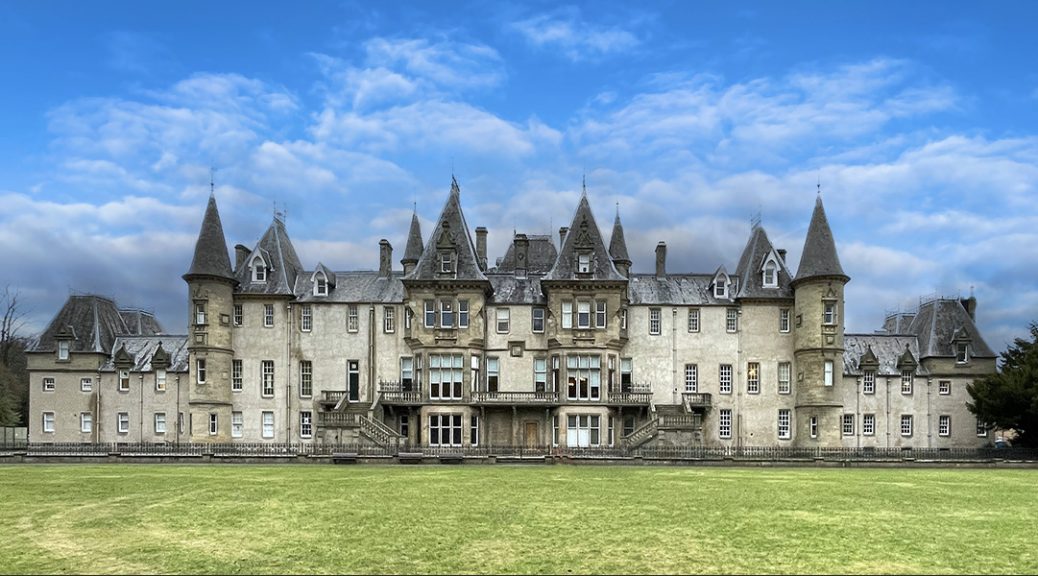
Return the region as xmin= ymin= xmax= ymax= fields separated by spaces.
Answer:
xmin=28 ymin=179 xmax=997 ymax=450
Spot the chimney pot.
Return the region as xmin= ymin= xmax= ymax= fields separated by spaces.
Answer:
xmin=777 ymin=248 xmax=787 ymax=263
xmin=475 ymin=227 xmax=488 ymax=271
xmin=559 ymin=227 xmax=569 ymax=246
xmin=234 ymin=244 xmax=251 ymax=272
xmin=655 ymin=242 xmax=667 ymax=278
xmin=378 ymin=239 xmax=392 ymax=277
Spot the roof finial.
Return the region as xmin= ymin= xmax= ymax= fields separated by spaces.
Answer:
xmin=615 ymin=201 xmax=620 ymax=219
xmin=817 ymin=172 xmax=822 ymax=196
xmin=209 ymin=166 xmax=216 ymax=197
xmin=581 ymin=173 xmax=587 ymax=198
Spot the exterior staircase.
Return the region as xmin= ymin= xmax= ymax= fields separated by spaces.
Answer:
xmin=359 ymin=414 xmax=403 ymax=447
xmin=623 ymin=415 xmax=660 ymax=449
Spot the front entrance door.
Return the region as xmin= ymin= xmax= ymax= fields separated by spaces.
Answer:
xmin=347 ymin=360 xmax=360 ymax=402
xmin=525 ymin=421 xmax=539 ymax=448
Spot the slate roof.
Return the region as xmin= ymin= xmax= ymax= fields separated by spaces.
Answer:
xmin=844 ymin=335 xmax=927 ymax=376
xmin=493 ymin=235 xmax=558 ymax=275
xmin=100 ymin=335 xmax=189 ymax=372
xmin=295 ymin=271 xmax=404 ymax=303
xmin=734 ymin=225 xmax=794 ymax=300
xmin=907 ymin=298 xmax=995 ymax=359
xmin=401 ymin=212 xmax=424 ymax=264
xmin=409 ymin=178 xmax=487 ymax=282
xmin=794 ymin=195 xmax=847 ymax=283
xmin=608 ymin=213 xmax=631 ymax=263
xmin=487 ymin=275 xmax=547 ymax=304
xmin=627 ymin=274 xmax=731 ymax=305
xmin=236 ymin=216 xmax=304 ymax=296
xmin=34 ymin=295 xmax=164 ymax=353
xmin=184 ymin=194 xmax=235 ymax=281
xmin=544 ymin=194 xmax=625 ymax=282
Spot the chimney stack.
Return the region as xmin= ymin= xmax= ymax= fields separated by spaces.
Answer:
xmin=559 ymin=227 xmax=569 ymax=247
xmin=514 ymin=233 xmax=529 ymax=278
xmin=777 ymin=248 xmax=787 ymax=263
xmin=475 ymin=227 xmax=488 ymax=271
xmin=378 ymin=239 xmax=392 ymax=277
xmin=961 ymin=296 xmax=977 ymax=320
xmin=234 ymin=244 xmax=251 ymax=272
xmin=655 ymin=242 xmax=667 ymax=278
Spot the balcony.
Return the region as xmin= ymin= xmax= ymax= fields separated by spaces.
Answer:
xmin=606 ymin=383 xmax=653 ymax=406
xmin=658 ymin=414 xmax=702 ymax=429
xmin=320 ymin=390 xmax=347 ymax=406
xmin=472 ymin=391 xmax=560 ymax=405
xmin=379 ymin=381 xmax=423 ymax=405
xmin=682 ymin=392 xmax=712 ymax=410
xmin=317 ymin=412 xmax=361 ymax=428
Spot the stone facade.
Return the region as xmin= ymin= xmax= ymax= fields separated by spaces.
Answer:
xmin=28 ymin=183 xmax=998 ymax=449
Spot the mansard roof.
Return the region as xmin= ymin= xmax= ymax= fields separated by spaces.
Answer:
xmin=101 ymin=335 xmax=189 ymax=372
xmin=907 ymin=298 xmax=995 ymax=359
xmin=409 ymin=178 xmax=487 ymax=282
xmin=34 ymin=295 xmax=163 ymax=353
xmin=401 ymin=212 xmax=424 ymax=264
xmin=184 ymin=194 xmax=235 ymax=282
xmin=794 ymin=195 xmax=847 ymax=283
xmin=608 ymin=212 xmax=631 ymax=263
xmin=544 ymin=194 xmax=625 ymax=282
xmin=734 ymin=225 xmax=793 ymax=299
xmin=628 ymin=274 xmax=734 ymax=305
xmin=236 ymin=216 xmax=304 ymax=296
xmin=295 ymin=271 xmax=404 ymax=303
xmin=493 ymin=235 xmax=558 ymax=275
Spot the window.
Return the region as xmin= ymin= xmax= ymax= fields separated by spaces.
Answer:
xmin=726 ymin=308 xmax=738 ymax=333
xmin=863 ymin=414 xmax=876 ymax=436
xmin=155 ymin=412 xmax=167 ymax=434
xmin=939 ymin=380 xmax=951 ymax=395
xmin=315 ymin=274 xmax=328 ymax=296
xmin=232 ymin=359 xmax=242 ymax=392
xmin=470 ymin=415 xmax=479 ymax=446
xmin=608 ymin=416 xmax=615 ymax=446
xmin=118 ymin=412 xmax=129 ymax=434
xmin=232 ymin=412 xmax=243 ymax=438
xmin=440 ymin=300 xmax=454 ymax=328
xmin=347 ymin=305 xmax=359 ymax=332
xmin=496 ymin=308 xmax=510 ymax=333
xmin=938 ymin=415 xmax=951 ymax=437
xmin=195 ymin=302 xmax=207 ymax=325
xmin=649 ymin=308 xmax=661 ymax=335
xmin=863 ymin=370 xmax=875 ymax=394
xmin=577 ymin=301 xmax=591 ymax=329
xmin=623 ymin=415 xmax=636 ymax=438
xmin=779 ymin=308 xmax=790 ymax=333
xmin=440 ymin=252 xmax=453 ymax=274
xmin=551 ymin=356 xmax=560 ymax=393
xmin=58 ymin=341 xmax=69 ymax=361
xmin=81 ymin=377 xmax=92 ymax=392
xmin=684 ymin=364 xmax=698 ymax=393
xmin=300 ymin=361 xmax=313 ymax=398
xmin=155 ymin=370 xmax=166 ymax=392
xmin=577 ymin=253 xmax=591 ymax=273
xmin=429 ymin=413 xmax=462 ymax=446
xmin=42 ymin=377 xmax=55 ymax=392
xmin=252 ymin=260 xmax=266 ymax=282
xmin=565 ymin=414 xmax=601 ymax=447
xmin=486 ymin=357 xmax=499 ymax=392
xmin=401 ymin=357 xmax=414 ymax=391
xmin=778 ymin=362 xmax=791 ymax=395
xmin=842 ymin=414 xmax=854 ymax=436
xmin=714 ymin=278 xmax=728 ymax=299
xmin=534 ymin=358 xmax=547 ymax=393
xmin=688 ymin=308 xmax=700 ymax=333
xmin=429 ymin=354 xmax=464 ymax=400
xmin=117 ymin=370 xmax=130 ymax=392
xmin=956 ymin=342 xmax=969 ymax=364
xmin=762 ymin=260 xmax=778 ymax=288
xmin=383 ymin=306 xmax=395 ymax=333
xmin=264 ymin=304 xmax=274 ymax=327
xmin=718 ymin=409 xmax=732 ymax=439
xmin=595 ymin=300 xmax=607 ymax=329
xmin=300 ymin=411 xmax=313 ymax=439
xmin=458 ymin=300 xmax=469 ymax=328
xmin=823 ymin=301 xmax=837 ymax=325
xmin=552 ymin=415 xmax=559 ymax=447
xmin=976 ymin=420 xmax=988 ymax=437
xmin=900 ymin=414 xmax=913 ymax=437
xmin=719 ymin=364 xmax=733 ymax=394
xmin=778 ymin=409 xmax=791 ymax=439
xmin=424 ymin=300 xmax=435 ymax=328
xmin=566 ymin=355 xmax=601 ymax=401
xmin=824 ymin=360 xmax=834 ymax=387
xmin=901 ymin=370 xmax=913 ymax=395
xmin=261 ymin=411 xmax=274 ymax=438
xmin=621 ymin=308 xmax=628 ymax=330
xmin=262 ymin=360 xmax=275 ymax=397
xmin=532 ymin=308 xmax=545 ymax=333
xmin=80 ymin=412 xmax=92 ymax=433
xmin=620 ymin=358 xmax=633 ymax=391
xmin=209 ymin=413 xmax=218 ymax=436
xmin=233 ymin=304 xmax=243 ymax=326
xmin=399 ymin=415 xmax=410 ymax=438
xmin=809 ymin=416 xmax=818 ymax=439
xmin=301 ymin=305 xmax=312 ymax=332
xmin=747 ymin=362 xmax=760 ymax=394
xmin=562 ymin=301 xmax=573 ymax=329
xmin=42 ymin=412 xmax=55 ymax=433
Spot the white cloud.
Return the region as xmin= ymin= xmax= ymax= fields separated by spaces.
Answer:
xmin=512 ymin=7 xmax=640 ymax=61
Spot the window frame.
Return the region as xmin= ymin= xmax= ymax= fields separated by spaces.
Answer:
xmin=117 ymin=412 xmax=129 ymax=434
xmin=209 ymin=413 xmax=218 ymax=436
xmin=901 ymin=370 xmax=914 ymax=395
xmin=718 ymin=409 xmax=732 ymax=439
xmin=80 ymin=412 xmax=92 ymax=433
xmin=196 ymin=359 xmax=207 ymax=385
xmin=779 ymin=308 xmax=790 ymax=333
xmin=347 ymin=304 xmax=359 ymax=332
xmin=778 ymin=362 xmax=791 ymax=395
xmin=231 ymin=411 xmax=243 ymax=438
xmin=684 ymin=363 xmax=698 ymax=393
xmin=862 ymin=414 xmax=876 ymax=436
xmin=154 ymin=412 xmax=167 ymax=435
xmin=862 ymin=370 xmax=875 ymax=394
xmin=746 ymin=362 xmax=760 ymax=394
xmin=261 ymin=411 xmax=275 ymax=439
xmin=938 ymin=414 xmax=951 ymax=437
xmin=688 ymin=308 xmax=700 ymax=333
xmin=719 ymin=364 xmax=733 ymax=394
xmin=939 ymin=380 xmax=951 ymax=395
xmin=561 ymin=301 xmax=573 ymax=330
xmin=842 ymin=414 xmax=854 ymax=436
xmin=232 ymin=359 xmax=243 ymax=392
xmin=726 ymin=308 xmax=738 ymax=333
xmin=263 ymin=304 xmax=274 ymax=328
xmin=261 ymin=360 xmax=275 ymax=397
xmin=233 ymin=304 xmax=243 ymax=326
xmin=900 ymin=414 xmax=913 ymax=437
xmin=300 ymin=304 xmax=313 ymax=332
xmin=823 ymin=300 xmax=837 ymax=325
xmin=824 ymin=360 xmax=834 ymax=387
xmin=42 ymin=377 xmax=55 ymax=392
xmin=649 ymin=308 xmax=661 ymax=335
xmin=81 ymin=377 xmax=93 ymax=392
xmin=42 ymin=411 xmax=55 ymax=433
xmin=777 ymin=409 xmax=791 ymax=440
xmin=300 ymin=411 xmax=313 ymax=439
xmin=458 ymin=300 xmax=469 ymax=329
xmin=383 ymin=306 xmax=395 ymax=333
xmin=299 ymin=360 xmax=313 ymax=398
xmin=595 ymin=300 xmax=607 ymax=329
xmin=496 ymin=308 xmax=510 ymax=334
xmin=532 ymin=307 xmax=545 ymax=333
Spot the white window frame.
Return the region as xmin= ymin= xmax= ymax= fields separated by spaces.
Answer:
xmin=439 ymin=300 xmax=454 ymax=328
xmin=458 ymin=300 xmax=469 ymax=328
xmin=232 ymin=411 xmax=244 ymax=438
xmin=263 ymin=304 xmax=274 ymax=328
xmin=863 ymin=370 xmax=875 ymax=394
xmin=562 ymin=301 xmax=573 ymax=329
xmin=383 ymin=306 xmax=395 ymax=333
xmin=155 ymin=412 xmax=167 ymax=434
xmin=42 ymin=377 xmax=55 ymax=392
xmin=261 ymin=360 xmax=275 ymax=397
xmin=900 ymin=414 xmax=913 ymax=437
xmin=777 ymin=409 xmax=791 ymax=440
xmin=251 ymin=257 xmax=267 ymax=282
xmin=301 ymin=304 xmax=312 ymax=332
xmin=429 ymin=413 xmax=463 ymax=447
xmin=809 ymin=416 xmax=818 ymax=439
xmin=726 ymin=308 xmax=738 ymax=333
xmin=196 ymin=359 xmax=207 ymax=385
xmin=823 ymin=300 xmax=837 ymax=325
xmin=779 ymin=308 xmax=790 ymax=333
xmin=778 ymin=362 xmax=791 ymax=395
xmin=862 ymin=414 xmax=876 ymax=436
xmin=824 ymin=360 xmax=834 ymax=387
xmin=209 ymin=413 xmax=218 ymax=436
xmin=470 ymin=415 xmax=479 ymax=447
xmin=261 ymin=411 xmax=275 ymax=439
xmin=195 ymin=301 xmax=207 ymax=326
xmin=155 ymin=370 xmax=166 ymax=392
xmin=534 ymin=358 xmax=547 ymax=393
xmin=440 ymin=252 xmax=453 ymax=274
xmin=429 ymin=354 xmax=464 ymax=400
xmin=57 ymin=340 xmax=70 ymax=361
xmin=299 ymin=360 xmax=313 ymax=398
xmin=901 ymin=370 xmax=913 ymax=395
xmin=424 ymin=300 xmax=435 ymax=328
xmin=233 ymin=303 xmax=243 ymax=326
xmin=688 ymin=308 xmax=700 ymax=333
xmin=81 ymin=377 xmax=93 ymax=392
xmin=532 ymin=307 xmax=545 ymax=333
xmin=42 ymin=411 xmax=55 ymax=433
xmin=300 ymin=411 xmax=313 ymax=439
xmin=719 ymin=364 xmax=732 ymax=394
xmin=347 ymin=304 xmax=359 ymax=332
xmin=956 ymin=342 xmax=969 ymax=364
xmin=714 ymin=277 xmax=728 ymax=299
xmin=649 ymin=308 xmax=661 ymax=335
xmin=762 ymin=259 xmax=778 ymax=288
xmin=939 ymin=380 xmax=951 ymax=395
xmin=496 ymin=308 xmax=510 ymax=334
xmin=232 ymin=359 xmax=242 ymax=392
xmin=566 ymin=355 xmax=602 ymax=401
xmin=577 ymin=301 xmax=591 ymax=329
xmin=80 ymin=412 xmax=92 ymax=433
xmin=718 ymin=409 xmax=732 ymax=439
xmin=684 ymin=364 xmax=698 ymax=393
xmin=938 ymin=415 xmax=951 ymax=437
xmin=119 ymin=370 xmax=130 ymax=392
xmin=314 ymin=273 xmax=328 ymax=296
xmin=595 ymin=300 xmax=607 ymax=329
xmin=565 ymin=414 xmax=601 ymax=448
xmin=746 ymin=362 xmax=760 ymax=394
xmin=117 ymin=412 xmax=129 ymax=434
xmin=577 ymin=253 xmax=591 ymax=273
xmin=976 ymin=420 xmax=988 ymax=437
xmin=842 ymin=414 xmax=854 ymax=436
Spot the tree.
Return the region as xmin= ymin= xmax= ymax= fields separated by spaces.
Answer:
xmin=967 ymin=323 xmax=1038 ymax=448
xmin=0 ymin=287 xmax=28 ymax=427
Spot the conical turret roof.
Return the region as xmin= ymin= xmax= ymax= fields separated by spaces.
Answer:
xmin=544 ymin=194 xmax=625 ymax=282
xmin=401 ymin=211 xmax=424 ymax=265
xmin=236 ymin=215 xmax=304 ymax=295
xmin=794 ymin=195 xmax=847 ymax=283
xmin=184 ymin=194 xmax=234 ymax=282
xmin=608 ymin=211 xmax=631 ymax=263
xmin=410 ymin=177 xmax=487 ymax=281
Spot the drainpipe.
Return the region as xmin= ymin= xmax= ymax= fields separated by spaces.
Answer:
xmin=671 ymin=307 xmax=678 ymax=406
xmin=286 ymin=301 xmax=293 ymax=443
xmin=855 ymin=376 xmax=861 ymax=450
xmin=139 ymin=372 xmax=144 ymax=443
xmin=885 ymin=376 xmax=890 ymax=448
xmin=926 ymin=377 xmax=932 ymax=449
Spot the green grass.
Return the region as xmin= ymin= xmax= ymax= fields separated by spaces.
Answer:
xmin=0 ymin=464 xmax=1035 ymax=574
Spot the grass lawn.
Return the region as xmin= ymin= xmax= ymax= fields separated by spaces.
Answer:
xmin=0 ymin=464 xmax=1035 ymax=574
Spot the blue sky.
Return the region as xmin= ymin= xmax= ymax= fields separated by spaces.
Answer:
xmin=2 ymin=1 xmax=1036 ymax=352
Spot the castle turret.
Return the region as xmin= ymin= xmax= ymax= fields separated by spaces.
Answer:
xmin=609 ymin=210 xmax=631 ymax=278
xmin=401 ymin=211 xmax=423 ymax=276
xmin=183 ymin=194 xmax=236 ymax=442
xmin=791 ymin=195 xmax=849 ymax=448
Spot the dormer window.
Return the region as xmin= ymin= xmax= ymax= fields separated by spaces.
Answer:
xmin=577 ymin=253 xmax=591 ymax=274
xmin=762 ymin=259 xmax=778 ymax=288
xmin=315 ymin=275 xmax=328 ymax=296
xmin=440 ymin=252 xmax=454 ymax=274
xmin=251 ymin=256 xmax=267 ymax=283
xmin=956 ymin=342 xmax=969 ymax=364
xmin=57 ymin=340 xmax=70 ymax=361
xmin=714 ymin=277 xmax=728 ymax=299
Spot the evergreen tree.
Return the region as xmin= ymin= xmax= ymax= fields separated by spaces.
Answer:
xmin=968 ymin=323 xmax=1038 ymax=447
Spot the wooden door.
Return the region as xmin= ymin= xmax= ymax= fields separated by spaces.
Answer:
xmin=524 ymin=422 xmax=539 ymax=448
